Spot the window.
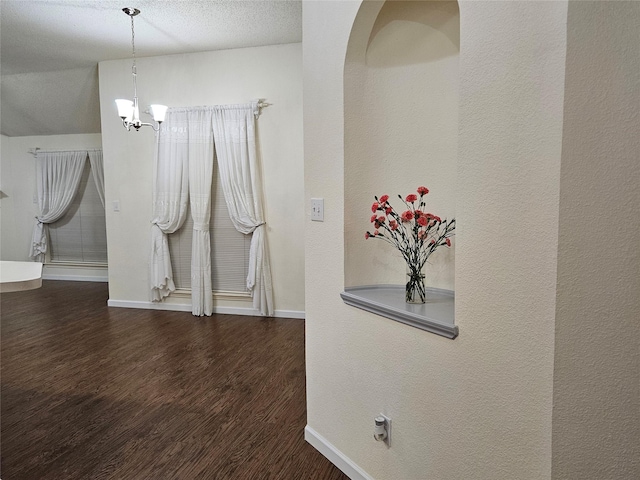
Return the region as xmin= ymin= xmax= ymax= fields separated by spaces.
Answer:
xmin=168 ymin=169 xmax=252 ymax=294
xmin=48 ymin=161 xmax=107 ymax=264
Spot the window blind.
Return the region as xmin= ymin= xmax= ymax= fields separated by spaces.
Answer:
xmin=169 ymin=169 xmax=251 ymax=293
xmin=49 ymin=161 xmax=108 ymax=264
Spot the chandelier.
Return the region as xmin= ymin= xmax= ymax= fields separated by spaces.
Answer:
xmin=115 ymin=8 xmax=167 ymax=131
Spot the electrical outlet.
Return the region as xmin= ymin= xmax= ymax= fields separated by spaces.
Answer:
xmin=311 ymin=198 xmax=324 ymax=221
xmin=373 ymin=413 xmax=391 ymax=447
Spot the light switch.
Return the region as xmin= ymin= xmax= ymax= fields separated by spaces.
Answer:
xmin=113 ymin=201 xmax=120 ymax=212
xmin=311 ymin=198 xmax=324 ymax=221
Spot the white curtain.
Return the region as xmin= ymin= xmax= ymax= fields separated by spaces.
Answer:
xmin=150 ymin=111 xmax=190 ymax=301
xmin=87 ymin=150 xmax=105 ymax=207
xmin=212 ymin=102 xmax=274 ymax=316
xmin=29 ymin=151 xmax=88 ymax=261
xmin=187 ymin=108 xmax=214 ymax=316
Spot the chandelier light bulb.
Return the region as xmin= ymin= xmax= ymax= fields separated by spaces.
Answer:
xmin=150 ymin=104 xmax=168 ymax=123
xmin=115 ymin=99 xmax=134 ymax=120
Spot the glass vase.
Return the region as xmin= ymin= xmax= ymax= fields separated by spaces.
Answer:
xmin=405 ymin=263 xmax=426 ymax=304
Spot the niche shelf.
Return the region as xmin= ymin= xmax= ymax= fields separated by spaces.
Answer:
xmin=341 ymin=285 xmax=457 ymax=339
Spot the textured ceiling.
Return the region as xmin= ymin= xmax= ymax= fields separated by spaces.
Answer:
xmin=0 ymin=0 xmax=302 ymax=137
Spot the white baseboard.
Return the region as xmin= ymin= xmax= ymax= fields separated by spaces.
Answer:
xmin=304 ymin=425 xmax=373 ymax=480
xmin=43 ymin=274 xmax=108 ymax=282
xmin=271 ymin=309 xmax=305 ymax=319
xmin=107 ymin=299 xmax=305 ymax=319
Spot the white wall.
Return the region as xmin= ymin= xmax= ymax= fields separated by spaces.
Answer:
xmin=98 ymin=43 xmax=304 ymax=316
xmin=0 ymin=133 xmax=105 ymax=280
xmin=305 ymin=1 xmax=566 ymax=478
xmin=552 ymin=1 xmax=640 ymax=478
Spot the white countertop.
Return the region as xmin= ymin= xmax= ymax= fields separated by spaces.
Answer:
xmin=0 ymin=261 xmax=43 ymax=293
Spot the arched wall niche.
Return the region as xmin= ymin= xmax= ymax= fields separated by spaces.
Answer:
xmin=344 ymin=0 xmax=460 ymax=294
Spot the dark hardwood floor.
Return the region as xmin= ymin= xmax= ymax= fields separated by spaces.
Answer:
xmin=1 ymin=281 xmax=346 ymax=480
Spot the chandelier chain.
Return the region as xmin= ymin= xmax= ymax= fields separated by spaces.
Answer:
xmin=130 ymin=13 xmax=137 ymax=96
xmin=130 ymin=14 xmax=136 ymax=63
xmin=130 ymin=14 xmax=137 ymax=72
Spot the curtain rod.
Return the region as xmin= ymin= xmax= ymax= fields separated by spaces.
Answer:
xmin=256 ymin=100 xmax=272 ymax=116
xmin=159 ymin=99 xmax=272 ymax=116
xmin=28 ymin=148 xmax=102 ymax=157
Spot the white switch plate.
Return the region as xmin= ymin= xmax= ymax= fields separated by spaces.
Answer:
xmin=112 ymin=201 xmax=120 ymax=212
xmin=311 ymin=198 xmax=324 ymax=221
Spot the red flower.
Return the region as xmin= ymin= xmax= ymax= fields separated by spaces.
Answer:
xmin=365 ymin=190 xmax=454 ymax=262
